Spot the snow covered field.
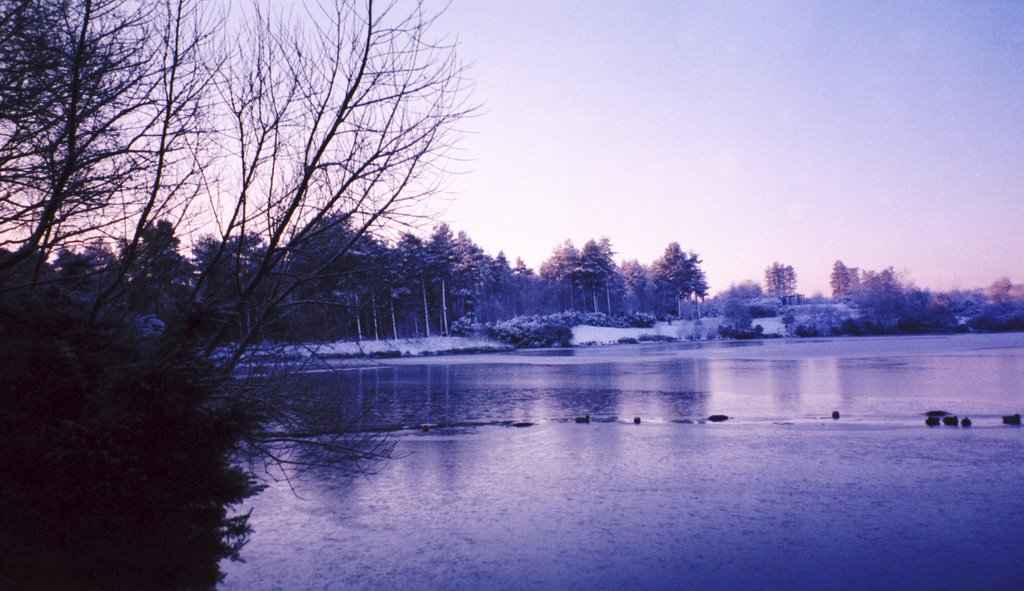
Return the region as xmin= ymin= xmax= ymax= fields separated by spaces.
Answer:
xmin=221 ymin=333 xmax=1024 ymax=590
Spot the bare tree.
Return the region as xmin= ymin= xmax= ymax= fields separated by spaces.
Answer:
xmin=1 ymin=2 xmax=471 ymax=583
xmin=193 ymin=0 xmax=470 ymax=365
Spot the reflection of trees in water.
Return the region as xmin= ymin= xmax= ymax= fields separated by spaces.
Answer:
xmin=614 ymin=358 xmax=711 ymax=420
xmin=705 ymin=358 xmax=813 ymax=419
xmin=309 ymin=358 xmax=719 ymax=425
xmin=249 ymin=367 xmax=397 ymax=481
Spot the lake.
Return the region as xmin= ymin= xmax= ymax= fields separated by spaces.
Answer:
xmin=221 ymin=333 xmax=1024 ymax=590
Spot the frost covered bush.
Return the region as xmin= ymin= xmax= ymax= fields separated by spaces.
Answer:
xmin=450 ymin=314 xmax=484 ymax=337
xmin=484 ymin=311 xmax=657 ymax=348
xmin=718 ymin=323 xmax=765 ymax=339
xmin=624 ymin=312 xmax=657 ymax=328
xmin=747 ymin=296 xmax=782 ymax=318
xmin=486 ymin=316 xmax=573 ymax=348
xmin=545 ymin=311 xmax=626 ymax=328
xmin=637 ymin=333 xmax=676 ymax=342
xmin=578 ymin=312 xmax=623 ymax=327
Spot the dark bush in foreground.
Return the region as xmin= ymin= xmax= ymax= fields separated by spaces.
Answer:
xmin=0 ymin=290 xmax=259 ymax=590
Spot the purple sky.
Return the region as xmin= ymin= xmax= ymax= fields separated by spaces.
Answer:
xmin=435 ymin=1 xmax=1024 ymax=295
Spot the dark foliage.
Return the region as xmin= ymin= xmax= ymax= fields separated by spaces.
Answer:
xmin=969 ymin=304 xmax=1024 ymax=332
xmin=636 ymin=333 xmax=677 ymax=342
xmin=0 ymin=287 xmax=260 ymax=590
xmin=718 ymin=323 xmax=766 ymax=339
xmin=624 ymin=311 xmax=658 ymax=328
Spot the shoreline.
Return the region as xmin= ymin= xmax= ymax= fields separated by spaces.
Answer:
xmin=269 ymin=324 xmax=1024 ymax=362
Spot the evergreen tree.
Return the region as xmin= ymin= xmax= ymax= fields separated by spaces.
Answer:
xmin=620 ymin=259 xmax=650 ymax=314
xmin=539 ymin=239 xmax=582 ymax=310
xmin=651 ymin=242 xmax=707 ymax=317
xmin=426 ymin=224 xmax=457 ymax=334
xmin=398 ymin=233 xmax=431 ymax=337
xmin=830 ymin=260 xmax=852 ymax=298
xmin=122 ymin=220 xmax=191 ymax=318
xmin=764 ymin=262 xmax=797 ymax=297
xmin=578 ymin=238 xmax=616 ymax=313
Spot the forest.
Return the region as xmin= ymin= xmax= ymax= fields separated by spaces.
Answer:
xmin=38 ymin=220 xmax=708 ymax=343
xmin=38 ymin=216 xmax=1024 ymax=350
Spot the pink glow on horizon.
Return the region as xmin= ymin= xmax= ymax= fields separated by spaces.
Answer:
xmin=433 ymin=1 xmax=1024 ymax=295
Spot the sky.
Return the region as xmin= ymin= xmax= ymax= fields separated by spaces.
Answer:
xmin=430 ymin=0 xmax=1024 ymax=295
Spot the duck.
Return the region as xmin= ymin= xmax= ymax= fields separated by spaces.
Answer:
xmin=925 ymin=416 xmax=941 ymax=426
xmin=1002 ymin=413 xmax=1022 ymax=425
xmin=942 ymin=415 xmax=959 ymax=426
xmin=831 ymin=410 xmax=840 ymax=420
xmin=575 ymin=414 xmax=590 ymax=424
xmin=960 ymin=417 xmax=972 ymax=427
xmin=633 ymin=417 xmax=641 ymax=424
xmin=707 ymin=414 xmax=729 ymax=422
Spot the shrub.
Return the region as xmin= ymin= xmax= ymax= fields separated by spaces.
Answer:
xmin=624 ymin=312 xmax=657 ymax=328
xmin=748 ymin=296 xmax=782 ymax=318
xmin=0 ymin=290 xmax=259 ymax=590
xmin=450 ymin=314 xmax=484 ymax=337
xmin=637 ymin=333 xmax=676 ymax=342
xmin=968 ymin=304 xmax=1024 ymax=332
xmin=486 ymin=316 xmax=573 ymax=348
xmin=718 ymin=323 xmax=765 ymax=339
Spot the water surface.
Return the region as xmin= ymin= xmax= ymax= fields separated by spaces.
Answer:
xmin=222 ymin=334 xmax=1024 ymax=590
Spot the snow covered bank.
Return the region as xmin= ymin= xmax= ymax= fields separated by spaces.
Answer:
xmin=288 ymin=336 xmax=513 ymax=359
xmin=572 ymin=318 xmax=775 ymax=345
xmin=571 ymin=317 xmax=795 ymax=345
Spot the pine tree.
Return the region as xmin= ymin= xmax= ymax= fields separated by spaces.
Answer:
xmin=764 ymin=262 xmax=797 ymax=297
xmin=651 ymin=242 xmax=707 ymax=317
xmin=830 ymin=260 xmax=851 ymax=298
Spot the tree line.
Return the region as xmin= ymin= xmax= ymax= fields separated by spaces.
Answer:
xmin=714 ymin=259 xmax=1024 ymax=337
xmin=42 ymin=219 xmax=712 ymax=343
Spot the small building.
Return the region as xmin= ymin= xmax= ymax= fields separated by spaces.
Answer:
xmin=780 ymin=294 xmax=805 ymax=306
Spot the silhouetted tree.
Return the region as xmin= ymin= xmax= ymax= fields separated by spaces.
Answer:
xmin=0 ymin=0 xmax=471 ymax=587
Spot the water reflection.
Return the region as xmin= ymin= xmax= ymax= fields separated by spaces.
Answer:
xmin=297 ymin=355 xmax=714 ymax=429
xmin=294 ymin=337 xmax=1024 ymax=431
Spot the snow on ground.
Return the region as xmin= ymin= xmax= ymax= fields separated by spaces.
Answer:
xmin=272 ymin=312 xmax=839 ymax=359
xmin=572 ymin=317 xmax=787 ymax=345
xmin=571 ymin=318 xmax=724 ymax=344
xmin=753 ymin=316 xmax=785 ymax=336
xmin=286 ymin=335 xmax=512 ymax=358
